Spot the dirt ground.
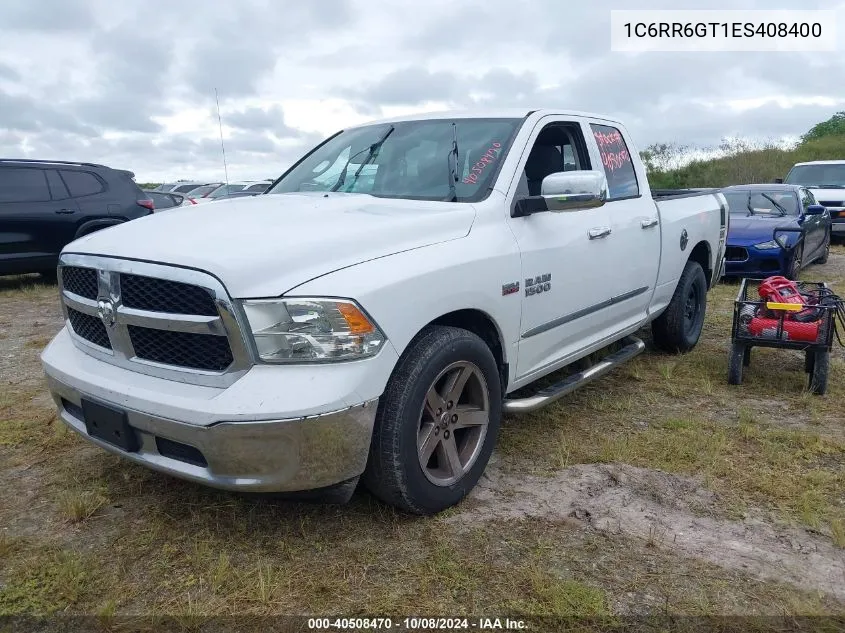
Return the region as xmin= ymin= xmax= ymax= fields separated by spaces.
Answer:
xmin=1 ymin=251 xmax=844 ymax=629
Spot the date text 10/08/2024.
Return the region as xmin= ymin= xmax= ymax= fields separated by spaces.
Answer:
xmin=307 ymin=617 xmax=528 ymax=630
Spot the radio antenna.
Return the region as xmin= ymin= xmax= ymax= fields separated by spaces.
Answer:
xmin=214 ymin=88 xmax=230 ymax=187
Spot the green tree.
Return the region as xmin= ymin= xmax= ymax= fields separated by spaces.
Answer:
xmin=800 ymin=111 xmax=845 ymax=144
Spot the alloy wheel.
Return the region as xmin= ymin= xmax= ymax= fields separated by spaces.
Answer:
xmin=417 ymin=361 xmax=490 ymax=487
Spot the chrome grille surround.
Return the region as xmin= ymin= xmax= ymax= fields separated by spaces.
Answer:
xmin=58 ymin=253 xmax=253 ymax=388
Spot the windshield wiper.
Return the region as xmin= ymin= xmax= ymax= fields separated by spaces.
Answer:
xmin=746 ymin=195 xmax=757 ymax=217
xmin=760 ymin=193 xmax=787 ymax=216
xmin=331 ymin=125 xmax=394 ymax=193
xmin=444 ymin=122 xmax=459 ymax=202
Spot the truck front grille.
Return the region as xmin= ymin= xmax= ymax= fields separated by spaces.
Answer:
xmin=62 ymin=266 xmax=98 ymax=299
xmin=58 ymin=255 xmax=251 ymax=387
xmin=67 ymin=307 xmax=112 ymax=349
xmin=128 ymin=325 xmax=234 ymax=371
xmin=121 ymin=274 xmax=218 ymax=316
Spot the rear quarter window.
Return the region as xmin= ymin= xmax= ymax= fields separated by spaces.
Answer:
xmin=60 ymin=170 xmax=105 ymax=197
xmin=589 ymin=123 xmax=640 ymax=200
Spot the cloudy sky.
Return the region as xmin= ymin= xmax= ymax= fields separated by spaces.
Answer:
xmin=1 ymin=0 xmax=843 ymax=183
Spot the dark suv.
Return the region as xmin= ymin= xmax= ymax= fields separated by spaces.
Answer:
xmin=0 ymin=159 xmax=154 ymax=276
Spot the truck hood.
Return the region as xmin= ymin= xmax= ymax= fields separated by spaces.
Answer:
xmin=805 ymin=187 xmax=845 ymax=206
xmin=65 ymin=192 xmax=476 ymax=297
xmin=727 ymin=216 xmax=801 ymax=246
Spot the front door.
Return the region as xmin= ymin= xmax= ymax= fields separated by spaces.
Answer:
xmin=505 ymin=117 xmax=616 ymax=382
xmin=0 ymin=166 xmax=79 ymax=272
xmin=799 ymin=187 xmax=825 ymax=258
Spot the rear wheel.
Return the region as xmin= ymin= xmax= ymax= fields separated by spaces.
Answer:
xmin=809 ymin=349 xmax=829 ymax=395
xmin=363 ymin=326 xmax=502 ymax=515
xmin=652 ymin=260 xmax=707 ymax=353
xmin=805 ymin=350 xmax=815 ymax=374
xmin=728 ymin=341 xmax=745 ymax=385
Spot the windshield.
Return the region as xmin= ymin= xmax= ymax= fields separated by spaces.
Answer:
xmin=784 ymin=164 xmax=845 ymax=188
xmin=266 ymin=118 xmax=522 ymax=202
xmin=724 ymin=190 xmax=799 ymax=216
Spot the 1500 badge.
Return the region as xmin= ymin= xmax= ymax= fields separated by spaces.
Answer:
xmin=525 ymin=273 xmax=551 ymax=297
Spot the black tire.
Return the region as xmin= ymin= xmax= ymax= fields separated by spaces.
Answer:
xmin=743 ymin=346 xmax=752 ymax=367
xmin=805 ymin=350 xmax=815 ymax=374
xmin=728 ymin=341 xmax=745 ymax=385
xmin=817 ymin=232 xmax=831 ymax=265
xmin=362 ymin=326 xmax=502 ymax=515
xmin=809 ymin=349 xmax=829 ymax=395
xmin=651 ymin=260 xmax=708 ymax=353
xmin=38 ymin=269 xmax=58 ymax=284
xmin=786 ymin=242 xmax=804 ymax=280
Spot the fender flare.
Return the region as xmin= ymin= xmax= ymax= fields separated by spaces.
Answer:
xmin=74 ymin=219 xmax=124 ymax=240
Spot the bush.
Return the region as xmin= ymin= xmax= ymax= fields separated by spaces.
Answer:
xmin=644 ymin=135 xmax=845 ymax=189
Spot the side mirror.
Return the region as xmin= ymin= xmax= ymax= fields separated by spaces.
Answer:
xmin=773 ymin=178 xmax=783 ymax=184
xmin=805 ymin=204 xmax=825 ymax=215
xmin=513 ymin=170 xmax=608 ymax=217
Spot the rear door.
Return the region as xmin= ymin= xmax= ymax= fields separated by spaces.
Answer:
xmin=585 ymin=120 xmax=660 ymax=330
xmin=0 ymin=166 xmax=80 ymax=270
xmin=58 ymin=168 xmax=111 ymax=219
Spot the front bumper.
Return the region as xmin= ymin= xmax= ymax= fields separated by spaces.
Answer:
xmin=41 ymin=328 xmax=395 ymax=492
xmin=722 ymin=245 xmax=789 ymax=278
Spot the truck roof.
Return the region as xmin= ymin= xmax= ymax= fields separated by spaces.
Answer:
xmin=346 ymin=108 xmax=625 ymax=129
xmin=792 ymin=160 xmax=845 ymax=166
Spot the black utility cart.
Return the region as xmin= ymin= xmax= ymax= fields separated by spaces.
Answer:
xmin=728 ymin=278 xmax=840 ymax=395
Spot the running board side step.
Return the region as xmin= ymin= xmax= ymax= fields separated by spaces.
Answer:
xmin=502 ymin=336 xmax=646 ymax=414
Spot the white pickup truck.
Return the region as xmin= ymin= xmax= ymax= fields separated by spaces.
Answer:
xmin=41 ymin=109 xmax=728 ymax=515
xmin=781 ymin=160 xmax=845 ymax=237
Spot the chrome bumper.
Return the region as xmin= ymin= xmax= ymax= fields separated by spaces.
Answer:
xmin=47 ymin=373 xmax=378 ymax=493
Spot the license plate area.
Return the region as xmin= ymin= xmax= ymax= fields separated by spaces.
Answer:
xmin=81 ymin=398 xmax=139 ymax=452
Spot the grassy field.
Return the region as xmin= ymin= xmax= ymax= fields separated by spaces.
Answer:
xmin=1 ymin=251 xmax=844 ymax=630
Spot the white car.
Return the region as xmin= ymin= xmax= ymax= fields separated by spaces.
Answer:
xmin=41 ymin=108 xmax=727 ymax=515
xmin=191 ymin=181 xmax=273 ymax=204
xmin=142 ymin=190 xmax=196 ymax=211
xmin=781 ymin=160 xmax=845 ymax=237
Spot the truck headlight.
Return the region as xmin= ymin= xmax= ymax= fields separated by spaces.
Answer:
xmin=240 ymin=298 xmax=386 ymax=363
xmin=755 ymin=236 xmax=788 ymax=250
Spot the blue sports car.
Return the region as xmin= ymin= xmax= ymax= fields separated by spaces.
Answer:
xmin=722 ymin=184 xmax=831 ymax=280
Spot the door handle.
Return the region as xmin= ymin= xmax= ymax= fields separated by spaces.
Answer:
xmin=641 ymin=218 xmax=659 ymax=229
xmin=54 ymin=208 xmax=76 ymax=214
xmin=589 ymin=227 xmax=612 ymax=240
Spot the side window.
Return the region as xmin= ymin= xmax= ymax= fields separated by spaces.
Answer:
xmin=800 ymin=188 xmax=815 ymax=210
xmin=0 ymin=168 xmax=51 ymax=202
xmin=60 ymin=170 xmax=104 ymax=198
xmin=589 ymin=123 xmax=639 ymax=200
xmin=45 ymin=170 xmax=70 ymax=200
xmin=518 ymin=122 xmax=591 ymax=198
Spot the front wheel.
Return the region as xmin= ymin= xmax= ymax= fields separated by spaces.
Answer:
xmin=363 ymin=326 xmax=502 ymax=515
xmin=651 ymin=260 xmax=708 ymax=353
xmin=786 ymin=242 xmax=804 ymax=280
xmin=817 ymin=232 xmax=831 ymax=265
